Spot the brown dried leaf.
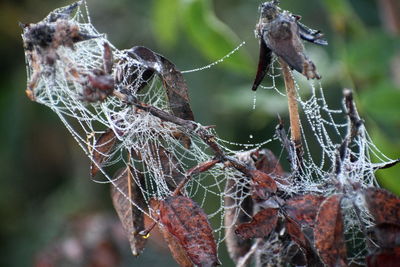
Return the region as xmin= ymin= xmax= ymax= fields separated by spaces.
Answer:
xmin=125 ymin=46 xmax=194 ymax=121
xmin=159 ymin=196 xmax=219 ymax=266
xmin=149 ymin=199 xmax=194 ymax=267
xmin=373 ymin=223 xmax=400 ymax=249
xmin=286 ymin=218 xmax=323 ymax=266
xmin=252 ymin=148 xmax=285 ymax=177
xmin=286 ymin=218 xmax=309 ymax=251
xmin=235 ymin=208 xmax=278 ymax=239
xmin=364 ymin=187 xmax=400 ymax=226
xmin=90 ymin=129 xmax=117 ymax=177
xmin=224 ymin=177 xmax=253 ymax=264
xmin=284 ymin=194 xmax=325 ymax=228
xmin=158 ymin=56 xmax=194 ymax=121
xmin=367 ymin=247 xmax=400 ymax=267
xmin=314 ymin=194 xmax=347 ymax=267
xmin=149 ymin=144 xmax=185 ymax=189
xmin=249 ymin=169 xmax=277 ymax=201
xmin=111 ymin=167 xmax=147 ymax=256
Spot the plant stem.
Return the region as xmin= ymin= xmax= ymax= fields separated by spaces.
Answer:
xmin=279 ymin=58 xmax=303 ymax=170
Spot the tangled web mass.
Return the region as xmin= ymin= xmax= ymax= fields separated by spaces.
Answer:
xmin=22 ymin=1 xmax=400 ymax=266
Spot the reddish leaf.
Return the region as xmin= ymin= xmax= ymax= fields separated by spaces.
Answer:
xmin=224 ymin=177 xmax=253 ymax=264
xmin=111 ymin=167 xmax=147 ymax=256
xmin=90 ymin=129 xmax=117 ymax=177
xmin=373 ymin=223 xmax=400 ymax=249
xmin=286 ymin=218 xmax=309 ymax=251
xmin=314 ymin=194 xmax=347 ymax=267
xmin=158 ymin=196 xmax=219 ymax=266
xmin=252 ymin=148 xmax=285 ymax=176
xmin=149 ymin=199 xmax=194 ymax=267
xmin=235 ymin=208 xmax=278 ymax=239
xmin=286 ymin=218 xmax=323 ymax=266
xmin=284 ymin=194 xmax=325 ymax=228
xmin=364 ymin=187 xmax=400 ymax=226
xmin=249 ymin=169 xmax=277 ymax=201
xmin=367 ymin=247 xmax=400 ymax=267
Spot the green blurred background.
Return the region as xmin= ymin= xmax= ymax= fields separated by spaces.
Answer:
xmin=1 ymin=0 xmax=399 ymax=266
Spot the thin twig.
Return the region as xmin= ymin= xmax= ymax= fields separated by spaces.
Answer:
xmin=113 ymin=90 xmax=254 ymax=178
xmin=279 ymin=59 xmax=303 ymax=170
xmin=343 ymin=89 xmax=363 ymax=142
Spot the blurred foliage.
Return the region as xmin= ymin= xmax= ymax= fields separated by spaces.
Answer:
xmin=0 ymin=0 xmax=399 ymax=266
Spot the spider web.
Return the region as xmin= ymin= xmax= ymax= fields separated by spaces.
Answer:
xmin=22 ymin=2 xmax=396 ymax=265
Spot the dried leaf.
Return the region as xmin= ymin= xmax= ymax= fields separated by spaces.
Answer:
xmin=158 ymin=196 xmax=219 ymax=266
xmin=125 ymin=46 xmax=194 ymax=121
xmin=235 ymin=208 xmax=278 ymax=239
xmin=111 ymin=167 xmax=147 ymax=256
xmin=285 ymin=218 xmax=323 ymax=266
xmin=364 ymin=187 xmax=400 ymax=226
xmin=149 ymin=144 xmax=185 ymax=189
xmin=149 ymin=199 xmax=194 ymax=267
xmin=373 ymin=223 xmax=400 ymax=249
xmin=367 ymin=247 xmax=400 ymax=267
xmin=314 ymin=194 xmax=347 ymax=267
xmin=252 ymin=148 xmax=285 ymax=177
xmin=158 ymin=56 xmax=194 ymax=121
xmin=249 ymin=169 xmax=277 ymax=201
xmin=284 ymin=194 xmax=325 ymax=228
xmin=285 ymin=218 xmax=309 ymax=252
xmin=90 ymin=129 xmax=117 ymax=177
xmin=224 ymin=177 xmax=253 ymax=264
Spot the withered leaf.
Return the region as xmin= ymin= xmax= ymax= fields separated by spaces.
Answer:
xmin=284 ymin=194 xmax=325 ymax=228
xmin=235 ymin=208 xmax=278 ymax=240
xmin=111 ymin=167 xmax=147 ymax=256
xmin=372 ymin=223 xmax=400 ymax=249
xmin=90 ymin=128 xmax=117 ymax=177
xmin=249 ymin=169 xmax=277 ymax=201
xmin=286 ymin=218 xmax=309 ymax=252
xmin=125 ymin=46 xmax=194 ymax=121
xmin=364 ymin=187 xmax=400 ymax=226
xmin=149 ymin=144 xmax=185 ymax=189
xmin=224 ymin=177 xmax=253 ymax=264
xmin=286 ymin=218 xmax=323 ymax=266
xmin=158 ymin=56 xmax=195 ymax=121
xmin=149 ymin=199 xmax=194 ymax=267
xmin=367 ymin=247 xmax=400 ymax=267
xmin=252 ymin=148 xmax=285 ymax=177
xmin=158 ymin=196 xmax=219 ymax=266
xmin=314 ymin=194 xmax=347 ymax=267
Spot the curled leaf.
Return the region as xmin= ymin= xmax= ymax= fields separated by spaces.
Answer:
xmin=314 ymin=194 xmax=347 ymax=267
xmin=111 ymin=167 xmax=147 ymax=256
xmin=235 ymin=208 xmax=278 ymax=240
xmin=90 ymin=129 xmax=117 ymax=177
xmin=249 ymin=169 xmax=277 ymax=201
xmin=158 ymin=196 xmax=219 ymax=266
xmin=252 ymin=148 xmax=285 ymax=177
xmin=122 ymin=46 xmax=195 ymax=121
xmin=364 ymin=187 xmax=400 ymax=226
